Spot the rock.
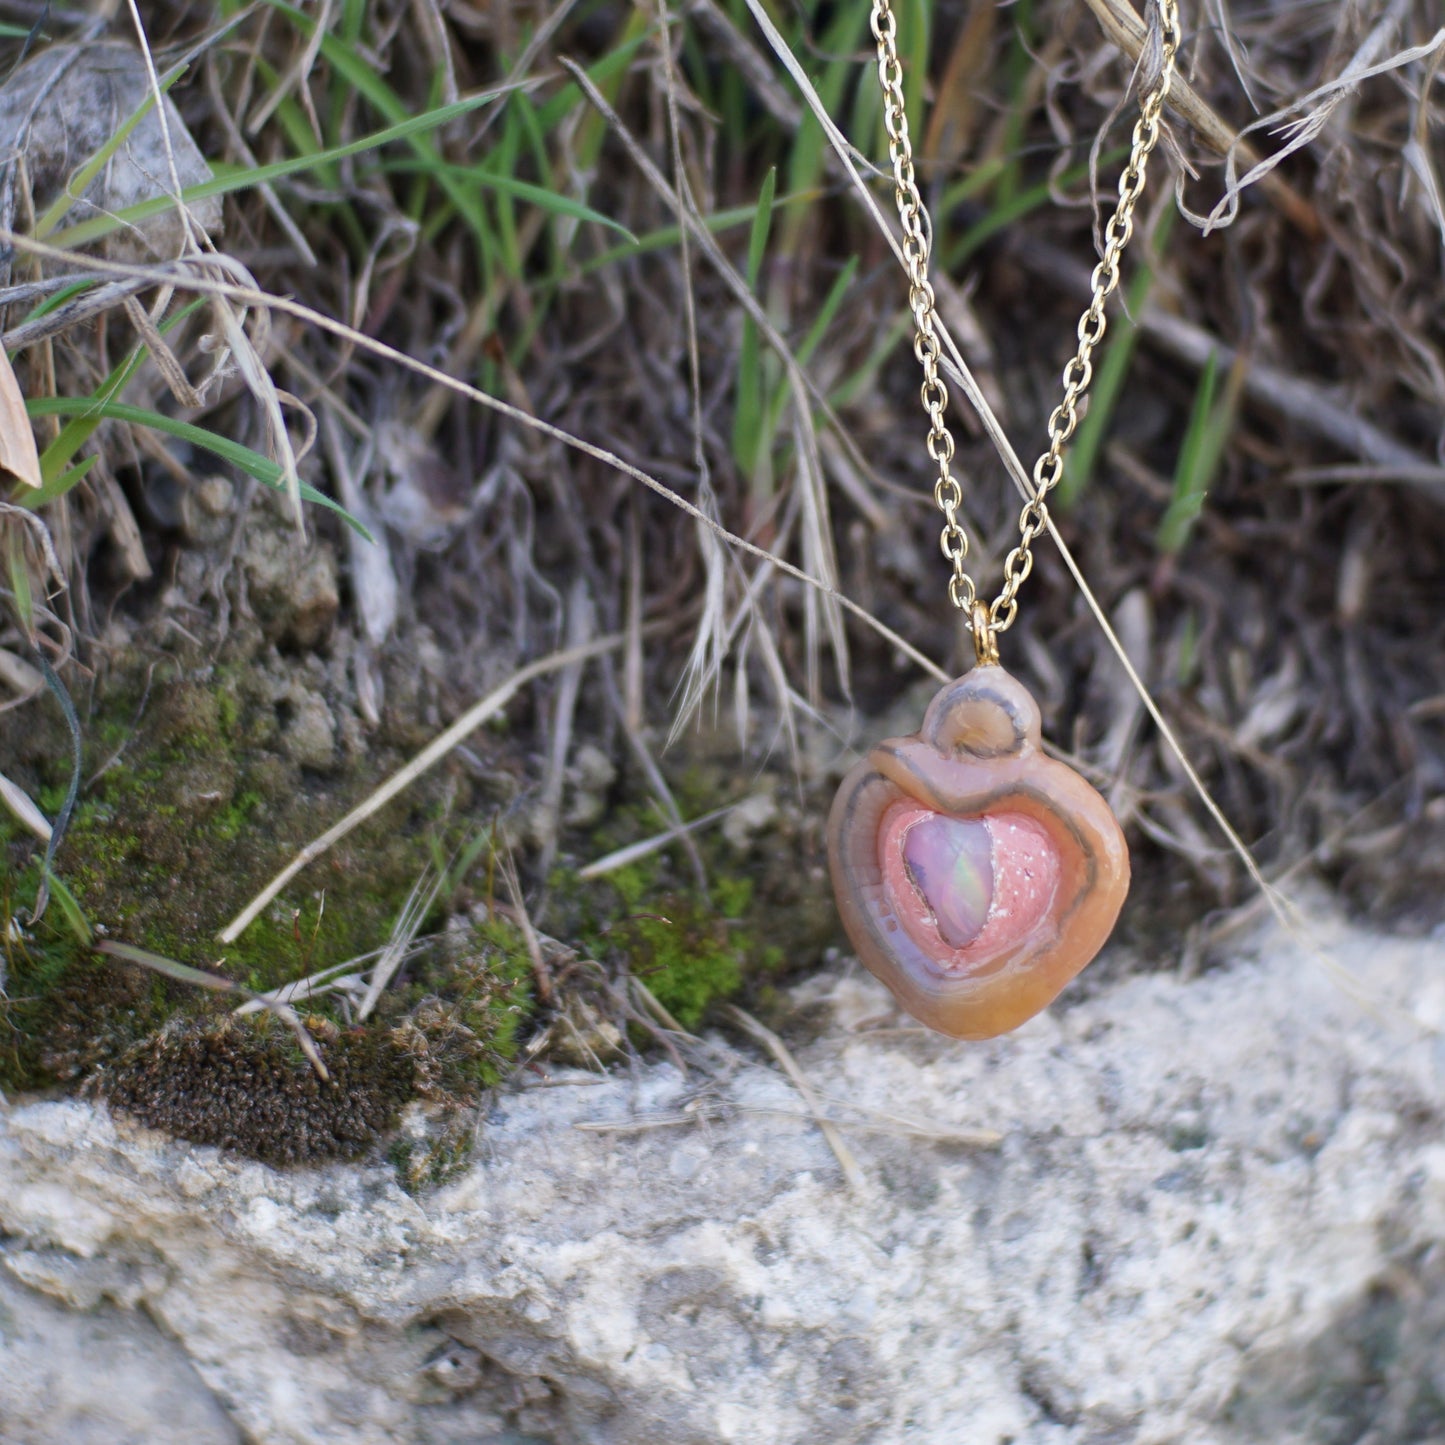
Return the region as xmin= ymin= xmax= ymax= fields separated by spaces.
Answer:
xmin=721 ymin=790 xmax=777 ymax=851
xmin=240 ymin=505 xmax=340 ymax=650
xmin=280 ymin=685 xmax=337 ymax=771
xmin=564 ymin=743 xmax=617 ymax=828
xmin=182 ymin=476 xmax=237 ymax=548
xmin=0 ymin=44 xmax=223 ymax=260
xmin=0 ymin=1271 xmax=240 ymax=1444
xmin=2 ymin=906 xmax=1443 ymax=1444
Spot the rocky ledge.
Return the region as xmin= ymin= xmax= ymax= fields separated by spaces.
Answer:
xmin=2 ymin=906 xmax=1443 ymax=1444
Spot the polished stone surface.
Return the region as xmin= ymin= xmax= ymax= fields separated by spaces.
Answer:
xmin=902 ymin=814 xmax=994 ymax=947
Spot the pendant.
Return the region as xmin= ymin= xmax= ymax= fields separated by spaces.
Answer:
xmin=827 ymin=658 xmax=1128 ymax=1039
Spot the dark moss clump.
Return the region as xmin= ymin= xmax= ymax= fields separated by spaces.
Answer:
xmin=95 ymin=919 xmax=532 ymax=1166
xmin=103 ymin=1017 xmax=414 ymax=1166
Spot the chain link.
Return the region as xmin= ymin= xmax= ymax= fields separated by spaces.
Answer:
xmin=871 ymin=0 xmax=974 ymax=614
xmin=871 ymin=0 xmax=1180 ymax=645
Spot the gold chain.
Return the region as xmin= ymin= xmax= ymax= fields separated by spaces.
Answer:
xmin=870 ymin=0 xmax=1181 ymax=644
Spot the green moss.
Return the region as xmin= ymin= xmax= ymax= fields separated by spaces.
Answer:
xmin=0 ymin=658 xmax=537 ymax=1174
xmin=396 ymin=917 xmax=535 ymax=1097
xmin=214 ymin=683 xmax=241 ymax=737
xmin=548 ymin=749 xmax=841 ymax=1034
xmin=214 ymin=789 xmax=261 ymax=842
xmin=39 ymin=677 xmax=453 ymax=995
xmin=550 ymin=855 xmax=774 ymax=1031
xmin=625 ymin=901 xmax=744 ymax=1029
xmin=1 ymin=633 xmax=840 ymax=1170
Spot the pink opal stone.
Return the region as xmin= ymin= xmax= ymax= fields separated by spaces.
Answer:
xmin=963 ymin=814 xmax=1062 ymax=965
xmin=884 ymin=806 xmax=1063 ymax=972
xmin=902 ymin=816 xmax=993 ymax=947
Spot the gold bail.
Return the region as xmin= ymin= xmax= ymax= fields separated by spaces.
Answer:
xmin=971 ymin=602 xmax=999 ymax=667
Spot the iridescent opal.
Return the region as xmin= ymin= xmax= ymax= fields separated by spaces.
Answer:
xmin=826 ymin=663 xmax=1130 ymax=1039
xmin=902 ymin=815 xmax=993 ymax=948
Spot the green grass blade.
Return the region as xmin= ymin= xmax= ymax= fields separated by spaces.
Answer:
xmin=47 ymin=90 xmax=514 ymax=250
xmin=97 ymin=939 xmax=243 ymax=992
xmin=35 ymin=65 xmax=183 ymax=239
xmin=23 ymin=398 xmax=372 ymax=539
xmin=42 ymin=869 xmax=93 ymax=945
xmin=1158 ymin=350 xmax=1237 ymax=554
xmin=36 ymin=352 xmax=152 ymax=490
xmin=263 ymin=0 xmax=513 ymax=272
xmin=4 ymin=527 xmax=33 ymax=635
xmin=26 ymin=298 xmax=210 ymax=492
xmin=763 ymin=255 xmax=860 ymax=440
xmin=794 ymin=256 xmax=859 ymax=370
xmin=942 ymin=146 xmax=1129 ymax=270
xmin=783 ymin=2 xmax=867 ymax=251
xmin=992 ymin=0 xmax=1036 ymax=209
xmin=732 ymin=167 xmax=776 ymax=480
xmin=902 ymin=0 xmax=931 ymax=136
xmin=534 ymin=24 xmax=651 ymax=136
xmin=40 ymin=455 xmax=100 ymax=498
xmin=491 ymin=92 xmax=523 ymax=276
xmin=745 ymin=166 xmax=777 ymax=286
xmin=583 ymin=188 xmax=820 ymax=273
xmin=21 ymin=278 xmax=102 ymax=323
xmin=383 ymin=160 xmax=635 ymax=239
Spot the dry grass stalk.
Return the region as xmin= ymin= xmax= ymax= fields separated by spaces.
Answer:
xmin=0 ymin=347 xmax=41 ymax=489
xmin=219 ymin=632 xmax=632 ymax=944
xmin=354 ymin=864 xmax=445 ymax=1023
xmin=576 ymin=799 xmax=758 ymax=881
xmin=0 ymin=768 xmax=50 ymax=840
xmin=1079 ymin=0 xmax=1322 ymax=236
xmin=0 ymin=234 xmax=953 ymax=684
xmin=725 ymin=1004 xmax=867 ymax=1194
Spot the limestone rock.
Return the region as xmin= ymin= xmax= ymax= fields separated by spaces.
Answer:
xmin=279 ymin=685 xmax=337 ymax=771
xmin=240 ymin=505 xmax=340 ymax=649
xmin=0 ymin=1272 xmax=240 ymax=1443
xmin=1 ymin=908 xmax=1443 ymax=1444
xmin=0 ymin=44 xmax=223 ymax=260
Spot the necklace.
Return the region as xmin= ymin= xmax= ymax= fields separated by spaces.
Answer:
xmin=828 ymin=0 xmax=1180 ymax=1038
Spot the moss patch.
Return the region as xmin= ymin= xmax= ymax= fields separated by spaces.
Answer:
xmin=1 ymin=634 xmax=837 ymax=1172
xmin=105 ymin=1017 xmax=415 ymax=1166
xmin=43 ymin=676 xmax=438 ymax=992
xmin=550 ymin=855 xmax=784 ymax=1032
xmin=0 ymin=647 xmax=532 ymax=1169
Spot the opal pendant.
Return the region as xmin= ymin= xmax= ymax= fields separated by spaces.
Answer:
xmin=827 ymin=662 xmax=1129 ymax=1039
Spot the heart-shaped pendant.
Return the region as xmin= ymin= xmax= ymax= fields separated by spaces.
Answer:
xmin=827 ymin=662 xmax=1128 ymax=1039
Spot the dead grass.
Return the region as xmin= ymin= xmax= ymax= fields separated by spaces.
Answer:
xmin=2 ymin=0 xmax=1445 ymax=1069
